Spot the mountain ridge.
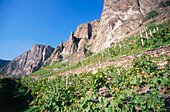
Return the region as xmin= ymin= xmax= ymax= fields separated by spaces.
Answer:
xmin=1 ymin=44 xmax=54 ymax=76
xmin=2 ymin=0 xmax=169 ymax=77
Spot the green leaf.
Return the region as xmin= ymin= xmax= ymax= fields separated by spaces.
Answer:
xmin=99 ymin=97 xmax=102 ymax=103
xmin=85 ymin=105 xmax=90 ymax=112
xmin=131 ymin=76 xmax=137 ymax=85
xmin=161 ymin=77 xmax=169 ymax=85
xmin=104 ymin=99 xmax=108 ymax=107
xmin=118 ymin=103 xmax=124 ymax=109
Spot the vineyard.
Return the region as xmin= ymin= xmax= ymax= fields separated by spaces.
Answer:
xmin=0 ymin=21 xmax=170 ymax=111
xmin=26 ymin=54 xmax=169 ymax=112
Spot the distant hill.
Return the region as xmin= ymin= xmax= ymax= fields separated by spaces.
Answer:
xmin=0 ymin=59 xmax=10 ymax=69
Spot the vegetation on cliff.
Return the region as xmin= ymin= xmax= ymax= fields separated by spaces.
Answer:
xmin=15 ymin=21 xmax=169 ymax=111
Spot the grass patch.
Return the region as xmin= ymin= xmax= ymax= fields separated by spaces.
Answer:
xmin=30 ymin=69 xmax=53 ymax=76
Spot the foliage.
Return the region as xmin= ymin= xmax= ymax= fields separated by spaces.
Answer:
xmin=142 ymin=10 xmax=159 ymax=22
xmin=146 ymin=19 xmax=157 ymax=26
xmin=25 ymin=54 xmax=169 ymax=111
xmin=110 ymin=42 xmax=114 ymax=46
xmin=85 ymin=50 xmax=92 ymax=57
xmin=0 ymin=78 xmax=33 ymax=111
xmin=45 ymin=62 xmax=67 ymax=69
xmin=126 ymin=31 xmax=130 ymax=34
xmin=30 ymin=69 xmax=53 ymax=76
xmin=138 ymin=23 xmax=143 ymax=27
xmin=52 ymin=58 xmax=63 ymax=65
xmin=159 ymin=1 xmax=170 ymax=7
xmin=9 ymin=21 xmax=169 ymax=111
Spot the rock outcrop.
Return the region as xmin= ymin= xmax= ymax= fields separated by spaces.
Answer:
xmin=44 ymin=19 xmax=100 ymax=65
xmin=44 ymin=41 xmax=64 ymax=65
xmin=91 ymin=0 xmax=162 ymax=52
xmin=2 ymin=45 xmax=54 ymax=77
xmin=61 ymin=31 xmax=80 ymax=59
xmin=47 ymin=0 xmax=163 ymax=64
xmin=33 ymin=0 xmax=166 ymax=67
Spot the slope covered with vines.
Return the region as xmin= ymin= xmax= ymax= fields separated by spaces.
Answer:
xmin=26 ymin=53 xmax=169 ymax=112
xmin=23 ymin=21 xmax=170 ymax=111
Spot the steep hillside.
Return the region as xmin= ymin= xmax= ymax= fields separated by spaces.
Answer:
xmin=34 ymin=20 xmax=170 ymax=76
xmin=2 ymin=0 xmax=169 ymax=76
xmin=45 ymin=0 xmax=167 ymax=65
xmin=2 ymin=45 xmax=54 ymax=77
xmin=1 ymin=1 xmax=170 ymax=111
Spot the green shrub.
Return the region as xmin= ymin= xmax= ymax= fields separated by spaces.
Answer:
xmin=0 ymin=78 xmax=33 ymax=111
xmin=126 ymin=31 xmax=130 ymax=34
xmin=146 ymin=19 xmax=157 ymax=26
xmin=110 ymin=42 xmax=114 ymax=46
xmin=138 ymin=23 xmax=143 ymax=27
xmin=142 ymin=10 xmax=159 ymax=22
xmin=27 ymin=54 xmax=169 ymax=111
xmin=159 ymin=1 xmax=170 ymax=7
xmin=159 ymin=1 xmax=166 ymax=7
xmin=85 ymin=50 xmax=92 ymax=57
xmin=165 ymin=1 xmax=170 ymax=6
xmin=30 ymin=69 xmax=52 ymax=76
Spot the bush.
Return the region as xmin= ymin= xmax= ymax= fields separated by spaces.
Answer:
xmin=142 ymin=10 xmax=159 ymax=22
xmin=165 ymin=1 xmax=170 ymax=6
xmin=126 ymin=31 xmax=130 ymax=34
xmin=159 ymin=1 xmax=170 ymax=7
xmin=146 ymin=20 xmax=157 ymax=26
xmin=138 ymin=23 xmax=143 ymax=27
xmin=159 ymin=1 xmax=166 ymax=7
xmin=110 ymin=42 xmax=114 ymax=46
xmin=0 ymin=78 xmax=33 ymax=111
xmin=85 ymin=50 xmax=92 ymax=57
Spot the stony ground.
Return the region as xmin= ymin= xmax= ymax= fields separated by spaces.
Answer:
xmin=49 ymin=45 xmax=170 ymax=79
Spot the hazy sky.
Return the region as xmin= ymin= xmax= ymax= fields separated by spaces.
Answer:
xmin=0 ymin=0 xmax=103 ymax=60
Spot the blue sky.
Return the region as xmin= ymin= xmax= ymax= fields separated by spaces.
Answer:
xmin=0 ymin=0 xmax=103 ymax=60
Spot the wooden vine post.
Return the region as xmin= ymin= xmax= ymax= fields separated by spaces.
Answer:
xmin=99 ymin=60 xmax=101 ymax=68
xmin=119 ymin=44 xmax=121 ymax=52
xmin=154 ymin=28 xmax=156 ymax=33
xmin=150 ymin=30 xmax=152 ymax=36
xmin=140 ymin=30 xmax=144 ymax=46
xmin=146 ymin=31 xmax=148 ymax=39
xmin=66 ymin=66 xmax=68 ymax=85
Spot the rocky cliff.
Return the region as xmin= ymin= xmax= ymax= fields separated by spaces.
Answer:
xmin=2 ymin=45 xmax=54 ymax=77
xmin=45 ymin=19 xmax=100 ymax=65
xmin=2 ymin=0 xmax=166 ymax=76
xmin=91 ymin=0 xmax=162 ymax=52
xmin=45 ymin=0 xmax=163 ymax=65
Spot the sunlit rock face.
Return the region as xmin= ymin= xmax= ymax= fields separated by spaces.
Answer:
xmin=3 ymin=45 xmax=54 ymax=76
xmin=46 ymin=19 xmax=100 ymax=64
xmin=32 ymin=0 xmax=162 ymax=66
xmin=91 ymin=0 xmax=161 ymax=52
xmin=2 ymin=0 xmax=163 ymax=76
